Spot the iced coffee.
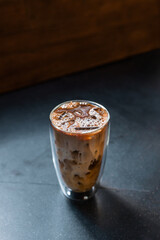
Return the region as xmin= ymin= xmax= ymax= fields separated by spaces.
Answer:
xmin=50 ymin=100 xmax=109 ymax=193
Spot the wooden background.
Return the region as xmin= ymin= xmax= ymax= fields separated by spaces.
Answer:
xmin=0 ymin=0 xmax=159 ymax=93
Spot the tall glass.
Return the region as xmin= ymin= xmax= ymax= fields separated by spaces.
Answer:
xmin=49 ymin=100 xmax=110 ymax=201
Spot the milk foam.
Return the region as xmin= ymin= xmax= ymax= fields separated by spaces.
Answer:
xmin=50 ymin=101 xmax=108 ymax=133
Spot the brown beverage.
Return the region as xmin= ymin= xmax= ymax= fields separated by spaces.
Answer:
xmin=50 ymin=101 xmax=109 ymax=192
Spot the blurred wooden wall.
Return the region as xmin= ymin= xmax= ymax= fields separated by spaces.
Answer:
xmin=0 ymin=0 xmax=159 ymax=93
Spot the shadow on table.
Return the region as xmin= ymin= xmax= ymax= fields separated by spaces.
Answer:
xmin=66 ymin=186 xmax=159 ymax=240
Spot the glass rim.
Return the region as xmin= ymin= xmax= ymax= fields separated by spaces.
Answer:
xmin=49 ymin=100 xmax=110 ymax=135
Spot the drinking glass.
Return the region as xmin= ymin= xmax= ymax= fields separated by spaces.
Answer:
xmin=49 ymin=100 xmax=110 ymax=201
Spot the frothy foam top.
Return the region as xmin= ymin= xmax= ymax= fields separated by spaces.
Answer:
xmin=50 ymin=101 xmax=109 ymax=133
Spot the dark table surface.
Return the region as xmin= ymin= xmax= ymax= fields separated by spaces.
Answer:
xmin=0 ymin=50 xmax=160 ymax=240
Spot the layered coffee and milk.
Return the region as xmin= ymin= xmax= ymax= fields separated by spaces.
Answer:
xmin=50 ymin=101 xmax=109 ymax=192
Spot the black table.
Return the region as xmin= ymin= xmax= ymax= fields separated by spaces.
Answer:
xmin=0 ymin=50 xmax=160 ymax=240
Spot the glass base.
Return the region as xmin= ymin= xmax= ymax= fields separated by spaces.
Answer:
xmin=62 ymin=186 xmax=97 ymax=201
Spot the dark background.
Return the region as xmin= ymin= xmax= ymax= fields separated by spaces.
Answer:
xmin=0 ymin=50 xmax=160 ymax=239
xmin=0 ymin=0 xmax=159 ymax=93
xmin=0 ymin=1 xmax=160 ymax=239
